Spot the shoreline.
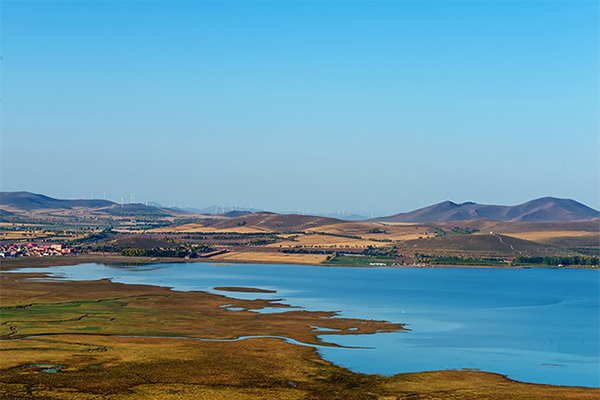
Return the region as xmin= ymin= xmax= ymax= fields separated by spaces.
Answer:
xmin=1 ymin=253 xmax=597 ymax=271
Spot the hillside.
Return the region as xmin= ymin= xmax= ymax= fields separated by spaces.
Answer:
xmin=103 ymin=204 xmax=175 ymax=217
xmin=427 ymin=218 xmax=599 ymax=235
xmin=105 ymin=236 xmax=181 ymax=250
xmin=0 ymin=191 xmax=199 ymax=221
xmin=220 ymin=210 xmax=253 ymax=218
xmin=375 ymin=197 xmax=600 ymax=223
xmin=403 ymin=233 xmax=567 ymax=257
xmin=0 ymin=191 xmax=115 ymax=211
xmin=197 ymin=212 xmax=345 ymax=232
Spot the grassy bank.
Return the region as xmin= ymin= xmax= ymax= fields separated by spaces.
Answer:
xmin=3 ymin=252 xmax=598 ymax=272
xmin=324 ymin=254 xmax=396 ymax=266
xmin=0 ymin=254 xmax=192 ymax=271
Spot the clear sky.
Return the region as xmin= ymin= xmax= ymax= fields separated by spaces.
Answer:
xmin=1 ymin=1 xmax=598 ymax=215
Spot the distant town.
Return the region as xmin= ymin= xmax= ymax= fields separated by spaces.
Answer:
xmin=0 ymin=243 xmax=75 ymax=258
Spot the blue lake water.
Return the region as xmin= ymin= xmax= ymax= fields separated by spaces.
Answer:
xmin=12 ymin=262 xmax=600 ymax=387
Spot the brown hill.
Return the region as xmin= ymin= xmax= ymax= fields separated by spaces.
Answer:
xmin=103 ymin=204 xmax=175 ymax=217
xmin=404 ymin=233 xmax=568 ymax=257
xmin=536 ymin=234 xmax=600 ymax=256
xmin=220 ymin=210 xmax=253 ymax=218
xmin=0 ymin=191 xmax=197 ymax=219
xmin=375 ymin=198 xmax=599 ymax=223
xmin=196 ymin=212 xmax=345 ymax=232
xmin=0 ymin=191 xmax=114 ymax=211
xmin=428 ymin=219 xmax=599 ymax=234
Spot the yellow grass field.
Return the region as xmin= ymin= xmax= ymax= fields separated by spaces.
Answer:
xmin=150 ymin=220 xmax=435 ymax=242
xmin=0 ymin=230 xmax=87 ymax=242
xmin=269 ymin=234 xmax=382 ymax=249
xmin=502 ymin=230 xmax=597 ymax=241
xmin=307 ymin=222 xmax=433 ymax=241
xmin=151 ymin=223 xmax=268 ymax=234
xmin=210 ymin=250 xmax=328 ymax=265
xmin=0 ymin=222 xmax=41 ymax=227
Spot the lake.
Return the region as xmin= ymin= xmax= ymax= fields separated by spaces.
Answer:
xmin=13 ymin=262 xmax=600 ymax=388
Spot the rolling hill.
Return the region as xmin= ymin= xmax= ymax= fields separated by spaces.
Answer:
xmin=196 ymin=212 xmax=345 ymax=232
xmin=403 ymin=233 xmax=567 ymax=257
xmin=375 ymin=197 xmax=600 ymax=223
xmin=220 ymin=210 xmax=253 ymax=218
xmin=0 ymin=191 xmax=114 ymax=211
xmin=0 ymin=192 xmax=197 ymax=219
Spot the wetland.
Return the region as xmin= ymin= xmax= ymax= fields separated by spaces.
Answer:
xmin=1 ymin=261 xmax=598 ymax=399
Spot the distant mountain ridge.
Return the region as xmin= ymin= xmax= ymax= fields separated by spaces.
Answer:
xmin=374 ymin=197 xmax=600 ymax=223
xmin=0 ymin=191 xmax=194 ymax=218
xmin=165 ymin=204 xmax=264 ymax=216
xmin=0 ymin=191 xmax=115 ymax=211
xmin=2 ymin=192 xmax=598 ymax=224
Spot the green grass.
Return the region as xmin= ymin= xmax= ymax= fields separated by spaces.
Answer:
xmin=415 ymin=255 xmax=505 ymax=266
xmin=325 ymin=255 xmax=395 ymax=266
xmin=1 ymin=298 xmax=171 ymax=338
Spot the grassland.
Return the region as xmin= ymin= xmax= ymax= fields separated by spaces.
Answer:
xmin=1 ymin=271 xmax=598 ymax=399
xmin=140 ymin=217 xmax=598 ymax=267
xmin=403 ymin=233 xmax=575 ymax=257
xmin=3 ymin=205 xmax=598 ymax=269
xmin=2 ymin=197 xmax=597 ymax=396
xmin=0 ymin=226 xmax=89 ymax=242
xmin=210 ymin=250 xmax=329 ymax=265
xmin=0 ymin=273 xmax=402 ymax=345
xmin=267 ymin=232 xmax=384 ymax=249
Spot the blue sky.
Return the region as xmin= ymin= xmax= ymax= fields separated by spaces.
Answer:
xmin=2 ymin=1 xmax=598 ymax=215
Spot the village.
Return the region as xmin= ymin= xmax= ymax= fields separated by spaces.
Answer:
xmin=0 ymin=243 xmax=75 ymax=258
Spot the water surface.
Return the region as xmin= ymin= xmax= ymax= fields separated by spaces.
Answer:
xmin=12 ymin=262 xmax=599 ymax=387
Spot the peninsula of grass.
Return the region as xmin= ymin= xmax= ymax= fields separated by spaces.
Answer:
xmin=214 ymin=286 xmax=277 ymax=293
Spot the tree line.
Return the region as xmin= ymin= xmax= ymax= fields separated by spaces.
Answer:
xmin=513 ymin=256 xmax=598 ymax=266
xmin=121 ymin=243 xmax=216 ymax=258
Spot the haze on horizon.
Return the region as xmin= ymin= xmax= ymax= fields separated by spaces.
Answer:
xmin=1 ymin=1 xmax=598 ymax=215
